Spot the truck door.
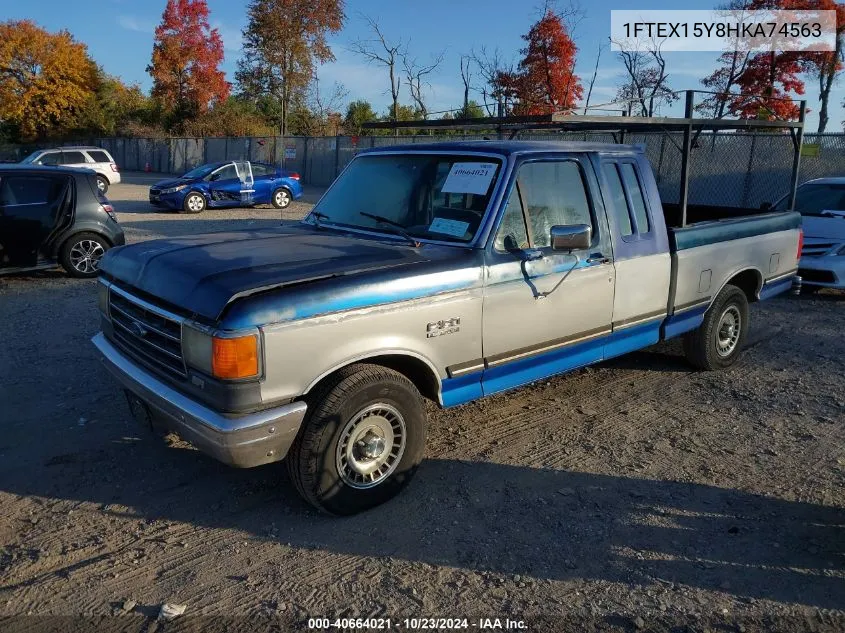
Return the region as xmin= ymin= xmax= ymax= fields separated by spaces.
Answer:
xmin=598 ymin=158 xmax=671 ymax=357
xmin=0 ymin=172 xmax=70 ymax=268
xmin=481 ymin=156 xmax=615 ymax=396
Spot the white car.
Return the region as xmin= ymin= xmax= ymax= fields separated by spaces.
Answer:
xmin=773 ymin=177 xmax=845 ymax=291
xmin=20 ymin=146 xmax=121 ymax=194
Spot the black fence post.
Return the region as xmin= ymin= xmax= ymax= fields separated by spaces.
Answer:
xmin=788 ymin=100 xmax=807 ymax=210
xmin=679 ymin=90 xmax=695 ymax=227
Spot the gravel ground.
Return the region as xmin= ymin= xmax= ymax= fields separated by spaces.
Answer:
xmin=0 ymin=174 xmax=843 ymax=632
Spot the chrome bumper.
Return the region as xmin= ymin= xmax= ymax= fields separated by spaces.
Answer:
xmin=92 ymin=333 xmax=307 ymax=468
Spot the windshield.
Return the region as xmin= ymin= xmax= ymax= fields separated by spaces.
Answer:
xmin=774 ymin=183 xmax=845 ymax=216
xmin=310 ymin=153 xmax=503 ymax=243
xmin=20 ymin=151 xmax=43 ymax=164
xmin=183 ymin=164 xmax=216 ymax=179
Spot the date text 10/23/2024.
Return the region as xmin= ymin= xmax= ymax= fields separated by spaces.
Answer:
xmin=307 ymin=617 xmax=528 ymax=630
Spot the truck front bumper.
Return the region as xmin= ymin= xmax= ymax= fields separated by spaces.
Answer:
xmin=92 ymin=333 xmax=307 ymax=468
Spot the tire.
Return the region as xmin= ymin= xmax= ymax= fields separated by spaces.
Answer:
xmin=60 ymin=232 xmax=110 ymax=278
xmin=271 ymin=187 xmax=292 ymax=209
xmin=287 ymin=363 xmax=427 ymax=515
xmin=96 ymin=175 xmax=109 ymax=195
xmin=181 ymin=192 xmax=206 ymax=214
xmin=682 ymin=284 xmax=749 ymax=370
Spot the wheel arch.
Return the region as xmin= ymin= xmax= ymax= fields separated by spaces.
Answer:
xmin=302 ymin=352 xmax=442 ymax=405
xmin=713 ymin=267 xmax=762 ymax=306
xmin=54 ymin=228 xmax=113 ymax=257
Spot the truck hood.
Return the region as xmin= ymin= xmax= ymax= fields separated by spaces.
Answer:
xmin=100 ymin=224 xmax=444 ymax=321
xmin=802 ymin=215 xmax=845 ymax=240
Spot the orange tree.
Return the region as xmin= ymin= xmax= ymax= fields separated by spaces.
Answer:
xmin=147 ymin=0 xmax=228 ymax=129
xmin=0 ymin=20 xmax=97 ymax=141
xmin=514 ymin=10 xmax=582 ymax=115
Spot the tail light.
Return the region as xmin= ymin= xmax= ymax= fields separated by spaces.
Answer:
xmin=102 ymin=203 xmax=118 ymax=222
xmin=110 ymin=163 xmax=119 ymax=172
xmin=797 ymin=229 xmax=804 ymax=259
xmin=288 ymin=172 xmax=300 ymax=181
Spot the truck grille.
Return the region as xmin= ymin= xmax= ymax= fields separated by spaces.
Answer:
xmin=108 ymin=288 xmax=186 ymax=377
xmin=801 ymin=242 xmax=836 ymax=257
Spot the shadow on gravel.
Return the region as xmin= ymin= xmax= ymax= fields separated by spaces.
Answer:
xmin=3 ymin=433 xmax=842 ymax=610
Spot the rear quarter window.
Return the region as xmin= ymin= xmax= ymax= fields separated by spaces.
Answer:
xmin=86 ymin=150 xmax=112 ymax=163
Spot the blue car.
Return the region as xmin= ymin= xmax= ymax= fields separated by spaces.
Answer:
xmin=149 ymin=161 xmax=303 ymax=213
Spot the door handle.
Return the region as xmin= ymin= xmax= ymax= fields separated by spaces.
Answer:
xmin=586 ymin=253 xmax=610 ymax=265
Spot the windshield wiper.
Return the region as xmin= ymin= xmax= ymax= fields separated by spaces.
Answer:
xmin=359 ymin=212 xmax=421 ymax=247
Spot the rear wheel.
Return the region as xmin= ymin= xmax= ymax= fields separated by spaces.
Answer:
xmin=60 ymin=232 xmax=110 ymax=278
xmin=272 ymin=187 xmax=292 ymax=209
xmin=182 ymin=192 xmax=205 ymax=214
xmin=96 ymin=175 xmax=109 ymax=194
xmin=287 ymin=364 xmax=427 ymax=515
xmin=683 ymin=284 xmax=749 ymax=370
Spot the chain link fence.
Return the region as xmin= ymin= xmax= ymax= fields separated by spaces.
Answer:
xmin=3 ymin=132 xmax=844 ymax=207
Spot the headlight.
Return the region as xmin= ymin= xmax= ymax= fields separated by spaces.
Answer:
xmin=160 ymin=184 xmax=187 ymax=194
xmin=183 ymin=326 xmax=260 ymax=380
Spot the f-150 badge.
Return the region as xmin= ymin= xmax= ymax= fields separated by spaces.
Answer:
xmin=426 ymin=317 xmax=461 ymax=338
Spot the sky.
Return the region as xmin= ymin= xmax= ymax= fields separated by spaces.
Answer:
xmin=1 ymin=0 xmax=840 ymax=131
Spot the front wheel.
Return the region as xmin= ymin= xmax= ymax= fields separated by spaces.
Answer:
xmin=271 ymin=187 xmax=292 ymax=209
xmin=683 ymin=284 xmax=749 ymax=370
xmin=182 ymin=192 xmax=206 ymax=214
xmin=60 ymin=232 xmax=110 ymax=278
xmin=287 ymin=364 xmax=427 ymax=515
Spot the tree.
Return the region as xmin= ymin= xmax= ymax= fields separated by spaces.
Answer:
xmin=403 ymin=51 xmax=445 ymax=119
xmin=459 ymin=55 xmax=474 ymax=114
xmin=289 ymin=76 xmax=347 ymax=136
xmin=795 ymin=0 xmax=845 ymax=132
xmin=0 ymin=20 xmax=97 ymax=141
xmin=582 ymin=42 xmax=606 ymax=113
xmin=514 ymin=9 xmax=582 ymax=114
xmin=349 ymin=15 xmax=406 ymax=131
xmin=454 ymin=100 xmax=485 ymax=119
xmin=77 ymin=71 xmax=151 ymax=136
xmin=614 ymin=38 xmax=677 ymax=116
xmin=471 ymin=46 xmax=517 ymax=115
xmin=236 ymin=0 xmax=344 ymax=136
xmin=344 ymin=99 xmax=379 ymax=135
xmin=147 ymin=0 xmax=228 ymax=128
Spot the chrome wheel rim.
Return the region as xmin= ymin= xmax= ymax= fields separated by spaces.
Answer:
xmin=275 ymin=190 xmax=289 ymax=207
xmin=336 ymin=403 xmax=406 ymax=489
xmin=187 ymin=194 xmax=204 ymax=211
xmin=716 ymin=305 xmax=741 ymax=357
xmin=69 ymin=239 xmax=105 ymax=274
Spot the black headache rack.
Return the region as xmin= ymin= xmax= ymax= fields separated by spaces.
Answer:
xmin=362 ymin=90 xmax=806 ymax=228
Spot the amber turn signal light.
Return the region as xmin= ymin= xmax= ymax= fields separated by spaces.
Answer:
xmin=212 ymin=334 xmax=259 ymax=379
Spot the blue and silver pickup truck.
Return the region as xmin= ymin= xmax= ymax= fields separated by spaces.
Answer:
xmin=92 ymin=141 xmax=802 ymax=515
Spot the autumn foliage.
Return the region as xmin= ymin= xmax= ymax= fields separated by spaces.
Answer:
xmin=147 ymin=0 xmax=229 ymax=125
xmin=0 ymin=20 xmax=98 ymax=141
xmin=514 ymin=10 xmax=582 ymax=114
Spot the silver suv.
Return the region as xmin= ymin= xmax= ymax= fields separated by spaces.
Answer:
xmin=21 ymin=146 xmax=121 ymax=193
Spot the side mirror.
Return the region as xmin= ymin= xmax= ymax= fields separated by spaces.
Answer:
xmin=550 ymin=224 xmax=591 ymax=251
xmin=760 ymin=202 xmax=772 ymax=210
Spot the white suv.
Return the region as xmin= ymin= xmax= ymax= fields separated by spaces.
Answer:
xmin=21 ymin=147 xmax=121 ymax=193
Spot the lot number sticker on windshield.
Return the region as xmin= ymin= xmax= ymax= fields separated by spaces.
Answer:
xmin=441 ymin=162 xmax=496 ymax=195
xmin=429 ymin=217 xmax=469 ymax=237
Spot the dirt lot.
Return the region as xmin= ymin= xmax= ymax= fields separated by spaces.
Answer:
xmin=0 ymin=174 xmax=843 ymax=632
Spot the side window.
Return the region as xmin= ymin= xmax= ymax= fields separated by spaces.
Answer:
xmin=38 ymin=152 xmax=60 ymax=166
xmin=86 ymin=150 xmax=111 ymax=163
xmin=602 ymin=163 xmax=634 ymax=237
xmin=60 ymin=151 xmax=88 ymax=165
xmin=212 ymin=164 xmax=238 ymax=181
xmin=517 ymin=161 xmax=593 ymax=249
xmin=494 ymin=186 xmax=529 ymax=251
xmin=0 ymin=175 xmax=66 ymax=207
xmin=619 ymin=163 xmax=650 ymax=234
xmin=251 ymin=164 xmax=269 ymax=177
